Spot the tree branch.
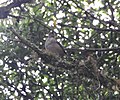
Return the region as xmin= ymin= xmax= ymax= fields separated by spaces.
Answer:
xmin=66 ymin=47 xmax=120 ymax=52
xmin=9 ymin=27 xmax=75 ymax=70
xmin=0 ymin=0 xmax=33 ymax=19
xmin=9 ymin=27 xmax=120 ymax=91
xmin=58 ymin=23 xmax=120 ymax=32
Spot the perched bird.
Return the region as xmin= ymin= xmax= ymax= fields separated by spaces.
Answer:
xmin=45 ymin=33 xmax=66 ymax=57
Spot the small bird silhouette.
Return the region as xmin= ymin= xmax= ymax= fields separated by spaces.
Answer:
xmin=45 ymin=33 xmax=66 ymax=57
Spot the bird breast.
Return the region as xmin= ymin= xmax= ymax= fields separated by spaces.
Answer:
xmin=45 ymin=38 xmax=65 ymax=56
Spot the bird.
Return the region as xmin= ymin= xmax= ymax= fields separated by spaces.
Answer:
xmin=45 ymin=32 xmax=66 ymax=57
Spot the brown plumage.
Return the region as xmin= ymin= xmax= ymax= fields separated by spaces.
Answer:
xmin=45 ymin=33 xmax=66 ymax=57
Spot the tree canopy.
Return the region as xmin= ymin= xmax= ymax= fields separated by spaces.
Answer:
xmin=0 ymin=0 xmax=120 ymax=99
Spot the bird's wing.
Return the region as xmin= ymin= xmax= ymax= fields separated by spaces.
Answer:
xmin=56 ymin=41 xmax=66 ymax=54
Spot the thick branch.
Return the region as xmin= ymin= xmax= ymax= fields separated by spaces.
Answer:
xmin=0 ymin=0 xmax=33 ymax=19
xmin=66 ymin=47 xmax=120 ymax=52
